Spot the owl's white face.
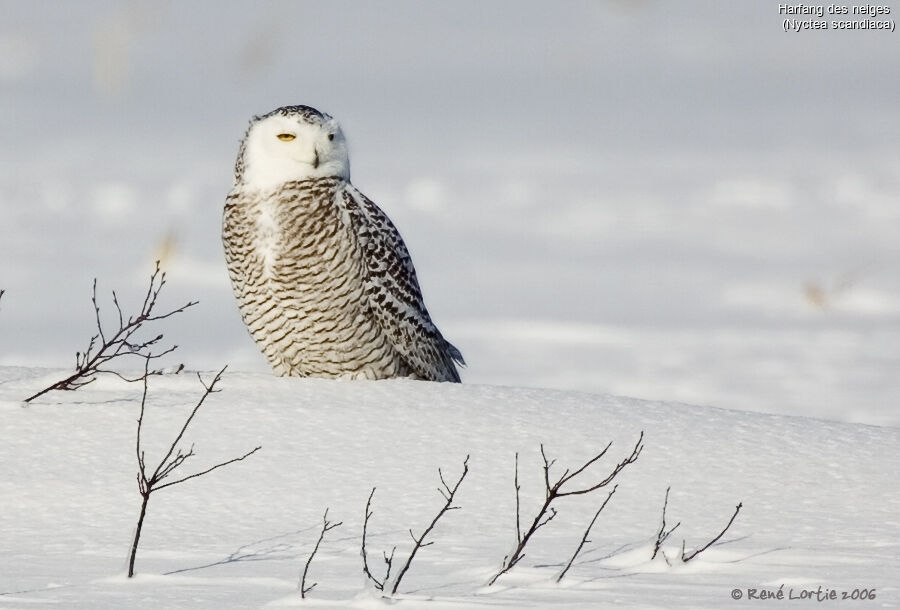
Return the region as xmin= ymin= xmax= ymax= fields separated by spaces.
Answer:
xmin=239 ymin=109 xmax=350 ymax=190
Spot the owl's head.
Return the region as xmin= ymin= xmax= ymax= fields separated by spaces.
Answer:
xmin=234 ymin=105 xmax=350 ymax=188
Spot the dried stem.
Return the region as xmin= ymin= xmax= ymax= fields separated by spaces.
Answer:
xmin=514 ymin=452 xmax=522 ymax=545
xmin=361 ymin=455 xmax=470 ymax=596
xmin=24 ymin=261 xmax=196 ymax=403
xmin=651 ymin=486 xmax=681 ymax=562
xmin=391 ymin=455 xmax=469 ymax=595
xmin=128 ymin=361 xmax=261 ymax=577
xmin=681 ymin=501 xmax=742 ymax=563
xmin=489 ymin=432 xmax=643 ymax=586
xmin=556 ymin=484 xmax=618 ymax=582
xmin=300 ymin=508 xmax=343 ymax=598
xmin=361 ymin=488 xmax=394 ymax=592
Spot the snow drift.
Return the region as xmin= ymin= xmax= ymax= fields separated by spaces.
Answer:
xmin=1 ymin=367 xmax=897 ymax=608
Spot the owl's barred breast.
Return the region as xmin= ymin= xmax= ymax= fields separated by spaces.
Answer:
xmin=223 ymin=178 xmax=413 ymax=379
xmin=223 ymin=104 xmax=463 ymax=381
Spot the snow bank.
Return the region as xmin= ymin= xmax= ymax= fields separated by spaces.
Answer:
xmin=1 ymin=367 xmax=897 ymax=608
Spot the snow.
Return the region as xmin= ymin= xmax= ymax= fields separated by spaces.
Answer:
xmin=2 ymin=3 xmax=899 ymax=606
xmin=2 ymin=367 xmax=897 ymax=608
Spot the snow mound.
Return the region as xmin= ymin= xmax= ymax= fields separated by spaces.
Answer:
xmin=1 ymin=367 xmax=897 ymax=608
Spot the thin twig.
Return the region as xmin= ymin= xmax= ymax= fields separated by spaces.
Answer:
xmin=514 ymin=452 xmax=522 ymax=545
xmin=488 ymin=432 xmax=643 ymax=586
xmin=300 ymin=508 xmax=343 ymax=598
xmin=361 ymin=488 xmax=394 ymax=591
xmin=391 ymin=455 xmax=469 ymax=595
xmin=681 ymin=502 xmax=742 ymax=563
xmin=128 ymin=361 xmax=261 ymax=577
xmin=24 ymin=261 xmax=196 ymax=403
xmin=150 ymin=367 xmax=227 ymax=485
xmin=155 ymin=446 xmax=261 ymax=491
xmin=651 ymin=486 xmax=681 ymax=562
xmin=557 ymin=485 xmax=618 ymax=582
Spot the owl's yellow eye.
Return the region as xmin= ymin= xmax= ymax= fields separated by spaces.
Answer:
xmin=276 ymin=133 xmax=296 ymax=141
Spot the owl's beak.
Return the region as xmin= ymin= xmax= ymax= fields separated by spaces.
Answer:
xmin=312 ymin=149 xmax=319 ymax=169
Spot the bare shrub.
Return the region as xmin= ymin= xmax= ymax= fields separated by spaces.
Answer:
xmin=651 ymin=486 xmax=742 ymax=564
xmin=361 ymin=487 xmax=395 ymax=592
xmin=681 ymin=501 xmax=742 ymax=563
xmin=651 ymin=486 xmax=681 ymax=563
xmin=489 ymin=432 xmax=644 ymax=585
xmin=556 ymin=485 xmax=618 ymax=582
xmin=128 ymin=359 xmax=261 ymax=577
xmin=361 ymin=455 xmax=470 ymax=596
xmin=300 ymin=508 xmax=343 ymax=598
xmin=24 ymin=262 xmax=195 ymax=403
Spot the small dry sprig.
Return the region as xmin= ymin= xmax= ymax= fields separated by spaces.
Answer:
xmin=361 ymin=455 xmax=470 ymax=596
xmin=300 ymin=508 xmax=343 ymax=598
xmin=24 ymin=261 xmax=196 ymax=403
xmin=556 ymin=484 xmax=618 ymax=582
xmin=651 ymin=486 xmax=681 ymax=563
xmin=489 ymin=432 xmax=644 ymax=585
xmin=128 ymin=359 xmax=261 ymax=577
xmin=391 ymin=455 xmax=469 ymax=595
xmin=361 ymin=488 xmax=395 ymax=592
xmin=681 ymin=501 xmax=742 ymax=563
xmin=651 ymin=486 xmax=742 ymax=564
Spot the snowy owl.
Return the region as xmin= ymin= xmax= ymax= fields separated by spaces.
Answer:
xmin=222 ymin=105 xmax=464 ymax=382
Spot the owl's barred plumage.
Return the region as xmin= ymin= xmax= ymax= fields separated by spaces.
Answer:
xmin=222 ymin=105 xmax=464 ymax=382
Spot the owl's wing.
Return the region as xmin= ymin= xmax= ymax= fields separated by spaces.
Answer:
xmin=343 ymin=185 xmax=464 ymax=382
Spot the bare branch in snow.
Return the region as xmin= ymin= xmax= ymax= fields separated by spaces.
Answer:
xmin=391 ymin=455 xmax=469 ymax=595
xmin=361 ymin=455 xmax=470 ymax=596
xmin=24 ymin=261 xmax=195 ymax=403
xmin=128 ymin=360 xmax=261 ymax=577
xmin=514 ymin=452 xmax=522 ymax=546
xmin=681 ymin=501 xmax=743 ymax=563
xmin=300 ymin=508 xmax=343 ymax=598
xmin=361 ymin=487 xmax=395 ymax=592
xmin=651 ymin=486 xmax=681 ymax=564
xmin=557 ymin=484 xmax=618 ymax=582
xmin=489 ymin=432 xmax=643 ymax=585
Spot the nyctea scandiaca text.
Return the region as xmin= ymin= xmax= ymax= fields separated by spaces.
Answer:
xmin=778 ymin=3 xmax=896 ymax=31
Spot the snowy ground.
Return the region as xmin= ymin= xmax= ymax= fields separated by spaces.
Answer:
xmin=2 ymin=3 xmax=899 ymax=606
xmin=1 ymin=366 xmax=898 ymax=608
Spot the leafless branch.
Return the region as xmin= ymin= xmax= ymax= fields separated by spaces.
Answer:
xmin=651 ymin=486 xmax=681 ymax=563
xmin=24 ymin=261 xmax=196 ymax=403
xmin=681 ymin=501 xmax=742 ymax=563
xmin=149 ymin=368 xmax=226 ymax=485
xmin=360 ymin=456 xmax=470 ymax=596
xmin=300 ymin=508 xmax=343 ymax=598
xmin=391 ymin=455 xmax=469 ymax=595
xmin=556 ymin=484 xmax=618 ymax=582
xmin=489 ymin=432 xmax=643 ymax=586
xmin=361 ymin=487 xmax=394 ymax=592
xmin=155 ymin=445 xmax=261 ymax=491
xmin=128 ymin=361 xmax=261 ymax=577
xmin=514 ymin=452 xmax=522 ymax=545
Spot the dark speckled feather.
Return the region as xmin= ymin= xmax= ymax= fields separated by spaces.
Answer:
xmin=223 ymin=162 xmax=463 ymax=381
